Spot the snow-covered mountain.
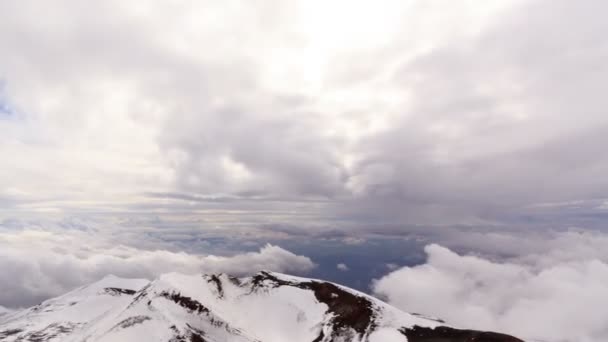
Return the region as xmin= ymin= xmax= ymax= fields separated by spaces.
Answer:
xmin=0 ymin=271 xmax=523 ymax=342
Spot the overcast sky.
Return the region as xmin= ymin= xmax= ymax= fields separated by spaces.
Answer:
xmin=1 ymin=0 xmax=607 ymax=227
xmin=2 ymin=1 xmax=608 ymax=341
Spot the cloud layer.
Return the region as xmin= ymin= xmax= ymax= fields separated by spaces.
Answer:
xmin=0 ymin=229 xmax=314 ymax=308
xmin=0 ymin=0 xmax=607 ymax=228
xmin=373 ymin=231 xmax=608 ymax=342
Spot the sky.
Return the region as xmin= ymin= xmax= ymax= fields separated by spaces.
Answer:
xmin=1 ymin=1 xmax=608 ymax=341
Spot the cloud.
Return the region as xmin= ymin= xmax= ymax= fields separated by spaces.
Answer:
xmin=0 ymin=229 xmax=315 ymax=309
xmin=336 ymin=263 xmax=349 ymax=271
xmin=0 ymin=0 xmax=605 ymax=229
xmin=373 ymin=233 xmax=608 ymax=342
xmin=427 ymin=228 xmax=608 ymax=266
xmin=385 ymin=263 xmax=399 ymax=271
xmin=0 ymin=305 xmax=12 ymax=316
xmin=340 ymin=0 xmax=608 ymax=225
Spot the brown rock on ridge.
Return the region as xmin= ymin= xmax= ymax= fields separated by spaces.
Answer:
xmin=400 ymin=325 xmax=525 ymax=342
xmin=251 ymin=271 xmax=524 ymax=342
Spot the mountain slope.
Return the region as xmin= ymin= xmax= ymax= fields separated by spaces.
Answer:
xmin=0 ymin=271 xmax=523 ymax=342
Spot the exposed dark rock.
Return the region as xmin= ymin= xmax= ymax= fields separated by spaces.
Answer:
xmin=205 ymin=275 xmax=224 ymax=299
xmin=128 ymin=283 xmax=152 ymax=308
xmin=189 ymin=333 xmax=207 ymax=342
xmin=247 ymin=272 xmax=526 ymax=342
xmin=300 ymin=281 xmax=374 ymax=335
xmin=411 ymin=313 xmax=446 ymax=324
xmin=250 ymin=271 xmax=375 ymax=338
xmin=30 ymin=303 xmax=51 ymax=313
xmin=159 ymin=293 xmax=244 ymax=339
xmin=159 ymin=291 xmax=210 ymax=315
xmin=112 ymin=315 xmax=152 ymax=330
xmin=400 ymin=325 xmax=524 ymax=342
xmin=187 ymin=325 xmax=208 ymax=342
xmin=312 ymin=329 xmax=325 ymax=342
xmin=9 ymin=323 xmax=79 ymax=342
xmin=104 ymin=287 xmax=137 ymax=296
xmin=168 ymin=325 xmax=186 ymax=342
xmin=168 ymin=324 xmax=209 ymax=342
xmin=250 ymin=271 xmax=291 ymax=291
xmin=228 ymin=276 xmax=242 ymax=286
xmin=0 ymin=328 xmax=22 ymax=339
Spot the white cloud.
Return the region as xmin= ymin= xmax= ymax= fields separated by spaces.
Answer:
xmin=0 ymin=305 xmax=12 ymax=316
xmin=385 ymin=263 xmax=399 ymax=271
xmin=0 ymin=229 xmax=315 ymax=309
xmin=373 ymin=235 xmax=608 ymax=342
xmin=434 ymin=229 xmax=608 ymax=268
xmin=336 ymin=263 xmax=349 ymax=271
xmin=0 ymin=0 xmax=571 ymax=227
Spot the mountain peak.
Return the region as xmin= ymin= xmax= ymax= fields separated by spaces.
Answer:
xmin=0 ymin=272 xmax=523 ymax=342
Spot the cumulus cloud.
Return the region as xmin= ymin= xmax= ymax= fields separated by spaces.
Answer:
xmin=0 ymin=229 xmax=314 ymax=309
xmin=336 ymin=263 xmax=349 ymax=271
xmin=373 ymin=233 xmax=608 ymax=342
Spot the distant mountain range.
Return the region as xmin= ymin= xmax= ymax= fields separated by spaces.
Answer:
xmin=0 ymin=271 xmax=523 ymax=342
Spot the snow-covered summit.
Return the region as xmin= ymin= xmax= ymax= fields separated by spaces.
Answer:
xmin=0 ymin=271 xmax=523 ymax=342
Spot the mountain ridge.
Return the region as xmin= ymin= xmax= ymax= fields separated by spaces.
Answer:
xmin=0 ymin=271 xmax=524 ymax=342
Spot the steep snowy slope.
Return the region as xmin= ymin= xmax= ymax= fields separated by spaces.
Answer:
xmin=0 ymin=271 xmax=523 ymax=342
xmin=0 ymin=275 xmax=149 ymax=341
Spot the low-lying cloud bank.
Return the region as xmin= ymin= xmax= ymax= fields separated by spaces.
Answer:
xmin=373 ymin=232 xmax=608 ymax=342
xmin=0 ymin=230 xmax=315 ymax=309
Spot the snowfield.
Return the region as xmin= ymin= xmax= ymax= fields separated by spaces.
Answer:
xmin=0 ymin=271 xmax=523 ymax=342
